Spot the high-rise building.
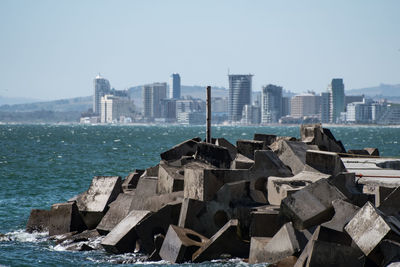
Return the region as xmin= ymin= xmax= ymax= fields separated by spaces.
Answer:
xmin=176 ymin=97 xmax=206 ymax=125
xmin=329 ymin=79 xmax=345 ymax=123
xmin=281 ymin=97 xmax=291 ymax=117
xmin=261 ymin=84 xmax=282 ymax=124
xmin=169 ymin=73 xmax=181 ymax=99
xmin=290 ymin=94 xmax=321 ymax=118
xmin=228 ymin=74 xmax=253 ymax=122
xmin=100 ymin=95 xmax=134 ymax=123
xmin=320 ymin=92 xmax=330 ymax=123
xmin=142 ymin=82 xmax=167 ymax=120
xmin=160 ymin=99 xmax=177 ymax=121
xmin=93 ymin=74 xmax=111 ymax=114
xmin=241 ymin=105 xmax=261 ymax=125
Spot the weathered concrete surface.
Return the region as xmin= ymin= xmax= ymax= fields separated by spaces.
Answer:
xmin=135 ymin=202 xmax=181 ymax=254
xmin=249 ymin=150 xmax=292 ymax=178
xmin=365 ymin=147 xmax=379 ymax=156
xmin=345 ymin=201 xmax=400 ymax=256
xmin=192 ymin=219 xmax=249 ymax=262
xmin=160 ymin=139 xmax=198 ymax=161
xmin=135 ymin=176 xmax=158 ymax=197
xmin=157 ymin=163 xmax=184 ymax=194
xmin=270 ymin=140 xmax=313 ymax=175
xmin=231 ymin=153 xmax=254 ymax=169
xmin=159 ymin=225 xmax=208 ymax=263
xmin=248 ymin=237 xmax=271 ymax=264
xmin=26 ymin=209 xmax=51 ymax=233
xmin=122 ymin=170 xmax=144 ymax=191
xmin=254 ymin=133 xmax=277 ymax=146
xmin=300 ymin=124 xmax=346 ymax=153
xmin=101 ymin=210 xmax=151 ymax=254
xmin=143 ymin=191 xmax=184 ymax=212
xmin=347 ymin=149 xmax=370 ymax=156
xmin=184 ymin=168 xmax=248 ymax=201
xmin=380 ymin=239 xmax=400 ymax=267
xmin=194 ymin=142 xmax=232 ymax=169
xmin=215 ymin=138 xmax=237 ymax=160
xmin=305 ymin=150 xmax=346 ymax=176
xmin=142 ymin=164 xmax=159 ymax=177
xmin=267 ymin=171 xmax=330 ymax=206
xmin=248 ymin=222 xmax=307 ymax=264
xmin=96 ymin=193 xmax=136 ymax=235
xmin=49 ymin=202 xmax=87 ymax=236
xmin=236 ymin=140 xmax=267 ymax=160
xmin=321 ymin=199 xmax=360 ymax=232
xmin=147 ymin=234 xmax=164 ymax=261
xmin=76 ymin=176 xmax=122 ymax=229
xmin=280 ymin=179 xmax=347 ymax=230
xmin=250 ymin=208 xmax=281 ymax=237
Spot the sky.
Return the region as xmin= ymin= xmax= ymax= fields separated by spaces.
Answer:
xmin=0 ymin=0 xmax=399 ymax=100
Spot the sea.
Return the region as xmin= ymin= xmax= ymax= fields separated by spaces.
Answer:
xmin=1 ymin=124 xmax=400 ymax=266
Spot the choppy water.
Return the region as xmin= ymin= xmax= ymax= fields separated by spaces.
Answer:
xmin=1 ymin=124 xmax=400 ymax=266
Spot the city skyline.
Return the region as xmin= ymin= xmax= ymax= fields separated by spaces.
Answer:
xmin=1 ymin=0 xmax=399 ymax=101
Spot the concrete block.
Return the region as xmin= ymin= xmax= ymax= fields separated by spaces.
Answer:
xmin=214 ymin=180 xmax=251 ymax=205
xmin=306 ymin=240 xmax=364 ymax=267
xmin=184 ymin=168 xmax=248 ymax=201
xmin=380 ymin=239 xmax=400 ymax=267
xmin=178 ymin=198 xmax=206 ymax=230
xmin=26 ymin=209 xmax=51 ymax=233
xmin=142 ymin=164 xmax=159 ymax=177
xmin=147 ymin=234 xmax=164 ymax=261
xmin=101 ymin=210 xmax=151 ymax=254
xmin=364 ymin=147 xmax=379 ymax=156
xmin=280 ymin=179 xmax=347 ymax=230
xmin=348 ymin=149 xmax=370 ymax=156
xmin=236 ymin=139 xmax=267 ymax=160
xmin=192 ymin=219 xmax=249 ymax=262
xmin=379 ymin=187 xmax=400 ymax=215
xmin=321 ymin=199 xmax=359 ymax=232
xmin=143 ymin=191 xmax=184 ymax=212
xmin=157 ymin=163 xmax=184 ymax=194
xmin=327 ymin=172 xmax=359 ymax=200
xmin=344 ymin=201 xmax=400 ymax=256
xmin=248 ymin=222 xmax=307 ymax=264
xmin=300 ymin=124 xmax=346 ymax=153
xmin=270 ymin=256 xmax=298 ymax=267
xmin=96 ymin=193 xmax=137 ymax=235
xmin=305 ymin=150 xmax=346 ymax=176
xmin=135 ymin=202 xmax=182 ymax=254
xmin=250 ymin=209 xmax=281 ymax=237
xmin=231 ymin=153 xmax=254 ymax=169
xmin=49 ymin=202 xmax=87 ymax=236
xmin=249 ymin=150 xmax=292 ymax=178
xmin=194 ymin=142 xmax=232 ymax=169
xmin=160 ymin=139 xmax=198 ymax=161
xmin=159 ymin=225 xmax=208 ymax=263
xmin=135 ymin=176 xmax=158 ymax=197
xmin=122 ymin=170 xmax=144 ymax=191
xmin=270 ymin=140 xmax=311 ymax=175
xmin=254 ymin=133 xmax=277 ymax=146
xmin=249 ymin=189 xmax=268 ymax=204
xmin=76 ymin=176 xmax=122 ymax=229
xmin=215 ymin=137 xmax=237 ymax=160
xmin=267 ymin=171 xmax=330 ymax=206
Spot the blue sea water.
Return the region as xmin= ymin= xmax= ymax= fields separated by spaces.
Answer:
xmin=1 ymin=124 xmax=400 ymax=266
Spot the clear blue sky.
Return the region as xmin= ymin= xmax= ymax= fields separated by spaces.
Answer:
xmin=0 ymin=0 xmax=399 ymax=100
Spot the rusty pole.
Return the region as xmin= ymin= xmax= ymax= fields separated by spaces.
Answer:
xmin=206 ymin=86 xmax=211 ymax=143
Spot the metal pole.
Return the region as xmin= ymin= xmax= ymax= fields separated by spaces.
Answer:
xmin=206 ymin=86 xmax=211 ymax=143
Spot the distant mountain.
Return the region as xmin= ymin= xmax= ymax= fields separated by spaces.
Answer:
xmin=0 ymin=96 xmax=92 ymax=112
xmin=128 ymin=85 xmax=228 ymax=108
xmin=346 ymin=83 xmax=400 ymax=97
xmin=0 ymin=96 xmax=43 ymax=106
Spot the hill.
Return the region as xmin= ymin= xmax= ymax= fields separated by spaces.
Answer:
xmin=346 ymin=83 xmax=400 ymax=97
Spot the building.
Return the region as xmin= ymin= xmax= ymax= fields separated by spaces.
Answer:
xmin=212 ymin=97 xmax=229 ymax=113
xmin=345 ymin=95 xmax=364 ymax=107
xmin=261 ymin=84 xmax=282 ymax=124
xmin=142 ymin=83 xmax=167 ymax=120
xmin=329 ymin=78 xmax=345 ymax=123
xmin=176 ymin=98 xmax=206 ymax=125
xmin=177 ymin=111 xmax=206 ymax=125
xmin=281 ymin=97 xmax=291 ymax=117
xmin=290 ymin=93 xmax=321 ymax=118
xmin=160 ymin=99 xmax=177 ymax=122
xmin=169 ymin=73 xmax=181 ymax=99
xmin=241 ymin=105 xmax=261 ymax=125
xmin=93 ymin=74 xmax=111 ymax=114
xmin=346 ymin=101 xmax=371 ymax=124
xmin=320 ymin=92 xmax=330 ymax=123
xmin=228 ymin=74 xmax=253 ymax=122
xmin=100 ymin=95 xmax=134 ymax=123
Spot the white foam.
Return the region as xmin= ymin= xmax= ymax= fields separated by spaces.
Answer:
xmin=2 ymin=229 xmax=48 ymax=243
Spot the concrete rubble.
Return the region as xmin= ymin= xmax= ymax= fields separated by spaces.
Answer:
xmin=26 ymin=123 xmax=400 ymax=266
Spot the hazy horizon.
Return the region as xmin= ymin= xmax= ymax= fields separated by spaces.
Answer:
xmin=1 ymin=0 xmax=399 ymax=100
